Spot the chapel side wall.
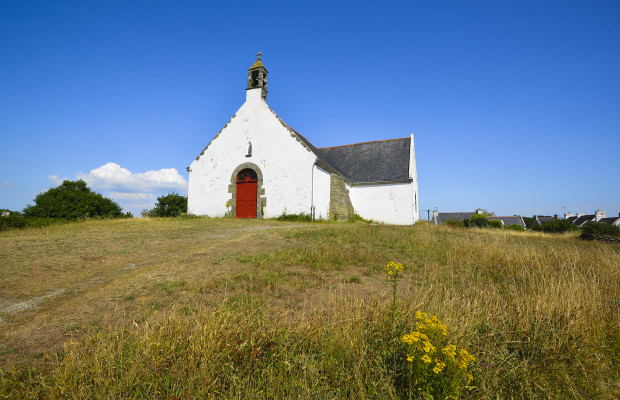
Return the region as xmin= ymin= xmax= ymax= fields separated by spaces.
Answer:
xmin=349 ymin=182 xmax=415 ymax=225
xmin=312 ymin=165 xmax=331 ymax=220
xmin=188 ymin=91 xmax=317 ymax=218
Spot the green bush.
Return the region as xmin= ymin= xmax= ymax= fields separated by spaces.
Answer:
xmin=531 ymin=219 xmax=577 ymax=233
xmin=464 ymin=214 xmax=489 ymax=228
xmin=0 ymin=216 xmax=72 ymax=231
xmin=143 ymin=192 xmax=188 ymax=217
xmin=23 ymin=180 xmax=125 ymax=219
xmin=276 ymin=212 xmax=312 ymax=222
xmin=488 ymin=219 xmax=504 ymax=229
xmin=506 ymin=224 xmax=525 ymax=231
xmin=349 ymin=213 xmax=373 ymax=223
xmin=580 ymin=222 xmax=620 ymax=240
xmin=445 ymin=220 xmax=464 ymax=228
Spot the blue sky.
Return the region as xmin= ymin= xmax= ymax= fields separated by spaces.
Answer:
xmin=1 ymin=1 xmax=618 ymax=218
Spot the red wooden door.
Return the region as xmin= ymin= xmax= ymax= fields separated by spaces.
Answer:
xmin=236 ymin=169 xmax=257 ymax=218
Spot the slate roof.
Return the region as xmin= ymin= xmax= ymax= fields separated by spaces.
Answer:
xmin=277 ymin=110 xmax=412 ymax=184
xmin=573 ymin=215 xmax=595 ymax=227
xmin=598 ymin=217 xmax=620 ymax=226
xmin=318 ymin=138 xmax=411 ymax=184
xmin=432 ymin=212 xmax=475 ymax=225
xmin=488 ymin=216 xmax=526 ymax=228
xmin=566 ymin=216 xmax=577 ymax=223
xmin=532 ymin=216 xmax=557 ymax=226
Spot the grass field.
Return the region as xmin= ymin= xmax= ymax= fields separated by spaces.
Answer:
xmin=0 ymin=218 xmax=618 ymax=399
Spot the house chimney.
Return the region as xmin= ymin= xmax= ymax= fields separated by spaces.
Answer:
xmin=595 ymin=209 xmax=606 ymax=222
xmin=577 ymin=213 xmax=584 ymax=217
xmin=565 ymin=212 xmax=574 ymax=219
xmin=432 ymin=210 xmax=439 ymax=225
xmin=554 ymin=214 xmax=559 ymax=220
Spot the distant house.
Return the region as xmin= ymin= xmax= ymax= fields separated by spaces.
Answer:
xmin=531 ymin=215 xmax=560 ymax=228
xmin=488 ymin=215 xmax=526 ymax=228
xmin=598 ymin=215 xmax=620 ymax=227
xmin=1 ymin=210 xmax=9 ymax=217
xmin=431 ymin=208 xmax=526 ymax=228
xmin=431 ymin=210 xmax=476 ymax=225
xmin=565 ymin=210 xmax=620 ymax=227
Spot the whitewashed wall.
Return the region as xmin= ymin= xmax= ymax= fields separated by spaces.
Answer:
xmin=408 ymin=134 xmax=420 ymax=222
xmin=188 ymin=89 xmax=318 ymax=218
xmin=349 ymin=182 xmax=416 ymax=225
xmin=312 ymin=165 xmax=331 ymax=219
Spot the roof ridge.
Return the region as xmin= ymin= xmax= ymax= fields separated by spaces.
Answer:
xmin=319 ymin=137 xmax=409 ymax=150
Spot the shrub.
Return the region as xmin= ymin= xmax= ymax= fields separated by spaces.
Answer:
xmin=349 ymin=213 xmax=373 ymax=223
xmin=488 ymin=219 xmax=504 ymax=229
xmin=522 ymin=217 xmax=534 ymax=229
xmin=464 ymin=214 xmax=489 ymax=228
xmin=144 ymin=193 xmax=187 ymax=217
xmin=445 ymin=220 xmax=464 ymax=228
xmin=0 ymin=215 xmax=71 ymax=231
xmin=276 ymin=212 xmax=312 ymax=222
xmin=506 ymin=224 xmax=525 ymax=231
xmin=580 ymin=222 xmax=620 ymax=240
xmin=531 ymin=219 xmax=577 ymax=233
xmin=22 ymin=180 xmax=125 ymax=219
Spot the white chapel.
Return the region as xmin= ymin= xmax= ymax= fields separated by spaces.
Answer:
xmin=187 ymin=53 xmax=419 ymax=225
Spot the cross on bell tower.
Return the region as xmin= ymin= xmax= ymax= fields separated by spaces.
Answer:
xmin=247 ymin=51 xmax=268 ymax=101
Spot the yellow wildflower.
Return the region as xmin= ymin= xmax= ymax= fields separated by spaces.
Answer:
xmin=422 ymin=341 xmax=436 ymax=353
xmin=421 ymin=354 xmax=432 ymax=363
xmin=385 ymin=261 xmax=404 ymax=276
xmin=442 ymin=344 xmax=457 ymax=359
xmin=401 ymin=332 xmax=422 ymax=344
xmin=433 ymin=360 xmax=446 ymax=374
xmin=457 ymin=348 xmax=475 ymax=369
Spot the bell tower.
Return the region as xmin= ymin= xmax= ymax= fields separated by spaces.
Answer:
xmin=247 ymin=51 xmax=268 ymax=101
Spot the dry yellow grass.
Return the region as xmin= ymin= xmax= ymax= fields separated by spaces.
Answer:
xmin=0 ymin=219 xmax=618 ymax=398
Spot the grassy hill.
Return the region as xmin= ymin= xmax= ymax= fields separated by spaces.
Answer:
xmin=0 ymin=218 xmax=618 ymax=399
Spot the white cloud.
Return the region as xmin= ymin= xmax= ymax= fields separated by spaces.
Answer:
xmin=48 ymin=175 xmax=69 ymax=186
xmin=108 ymin=192 xmax=157 ymax=201
xmin=1 ymin=181 xmax=13 ymax=188
xmin=46 ymin=163 xmax=187 ymax=216
xmin=76 ymin=162 xmax=187 ymax=193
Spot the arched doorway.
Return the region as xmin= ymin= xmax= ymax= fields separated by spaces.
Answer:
xmin=236 ymin=168 xmax=258 ymax=218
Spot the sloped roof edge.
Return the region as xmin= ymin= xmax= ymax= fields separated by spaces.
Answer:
xmin=193 ymin=113 xmax=238 ymax=161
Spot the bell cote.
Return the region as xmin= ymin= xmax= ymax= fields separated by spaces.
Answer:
xmin=247 ymin=52 xmax=268 ymax=101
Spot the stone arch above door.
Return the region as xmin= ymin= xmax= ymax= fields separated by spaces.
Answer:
xmin=228 ymin=163 xmax=266 ymax=218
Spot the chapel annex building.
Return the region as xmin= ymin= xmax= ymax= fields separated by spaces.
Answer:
xmin=188 ymin=54 xmax=419 ymax=225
